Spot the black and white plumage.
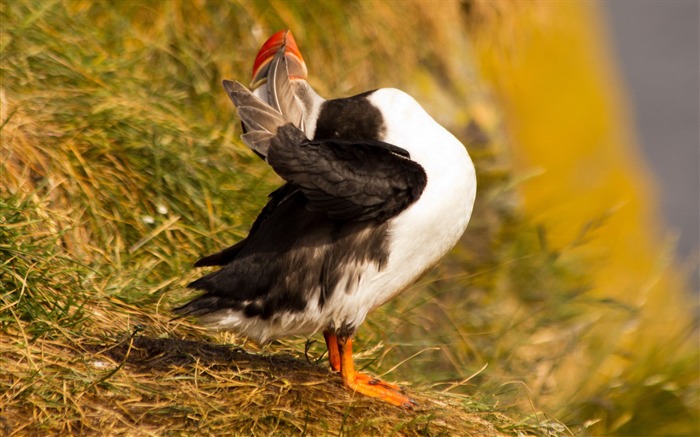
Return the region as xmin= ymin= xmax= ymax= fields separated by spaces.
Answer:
xmin=175 ymin=31 xmax=476 ymax=345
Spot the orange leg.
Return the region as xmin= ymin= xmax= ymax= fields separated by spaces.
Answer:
xmin=324 ymin=331 xmax=398 ymax=389
xmin=323 ymin=331 xmax=341 ymax=372
xmin=336 ymin=336 xmax=415 ymax=408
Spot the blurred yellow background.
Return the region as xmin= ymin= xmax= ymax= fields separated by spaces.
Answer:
xmin=471 ymin=1 xmax=697 ymax=432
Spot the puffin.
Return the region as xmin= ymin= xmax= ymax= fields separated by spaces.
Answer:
xmin=175 ymin=30 xmax=477 ymax=407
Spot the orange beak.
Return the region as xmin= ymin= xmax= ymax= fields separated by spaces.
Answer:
xmin=250 ymin=30 xmax=308 ymax=89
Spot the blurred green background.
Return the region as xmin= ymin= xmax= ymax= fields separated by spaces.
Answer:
xmin=2 ymin=1 xmax=697 ymax=435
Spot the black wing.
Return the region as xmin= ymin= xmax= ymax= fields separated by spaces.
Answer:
xmin=268 ymin=126 xmax=426 ymax=222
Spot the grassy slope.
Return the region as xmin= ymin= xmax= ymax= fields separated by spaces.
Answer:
xmin=1 ymin=1 xmax=696 ymax=436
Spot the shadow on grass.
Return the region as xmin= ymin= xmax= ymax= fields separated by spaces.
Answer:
xmin=87 ymin=335 xmax=328 ymax=384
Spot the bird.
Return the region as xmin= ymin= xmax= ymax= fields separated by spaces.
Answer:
xmin=175 ymin=30 xmax=476 ymax=407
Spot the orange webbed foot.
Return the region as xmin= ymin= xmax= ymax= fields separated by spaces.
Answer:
xmin=326 ymin=333 xmax=415 ymax=408
xmin=345 ymin=371 xmax=415 ymax=408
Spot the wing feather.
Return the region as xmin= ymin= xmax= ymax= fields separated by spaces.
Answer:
xmin=268 ymin=128 xmax=427 ymax=221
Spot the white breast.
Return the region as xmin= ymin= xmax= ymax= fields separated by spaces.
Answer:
xmin=322 ymin=88 xmax=477 ymax=329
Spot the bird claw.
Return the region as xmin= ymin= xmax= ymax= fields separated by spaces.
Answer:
xmin=361 ymin=374 xmax=401 ymax=391
xmin=402 ymin=399 xmax=418 ymax=409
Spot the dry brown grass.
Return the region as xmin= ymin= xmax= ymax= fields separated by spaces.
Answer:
xmin=2 ymin=329 xmax=551 ymax=436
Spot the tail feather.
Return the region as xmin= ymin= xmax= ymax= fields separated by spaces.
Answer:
xmin=173 ymin=294 xmax=233 ymax=318
xmin=193 ymin=239 xmax=246 ymax=267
